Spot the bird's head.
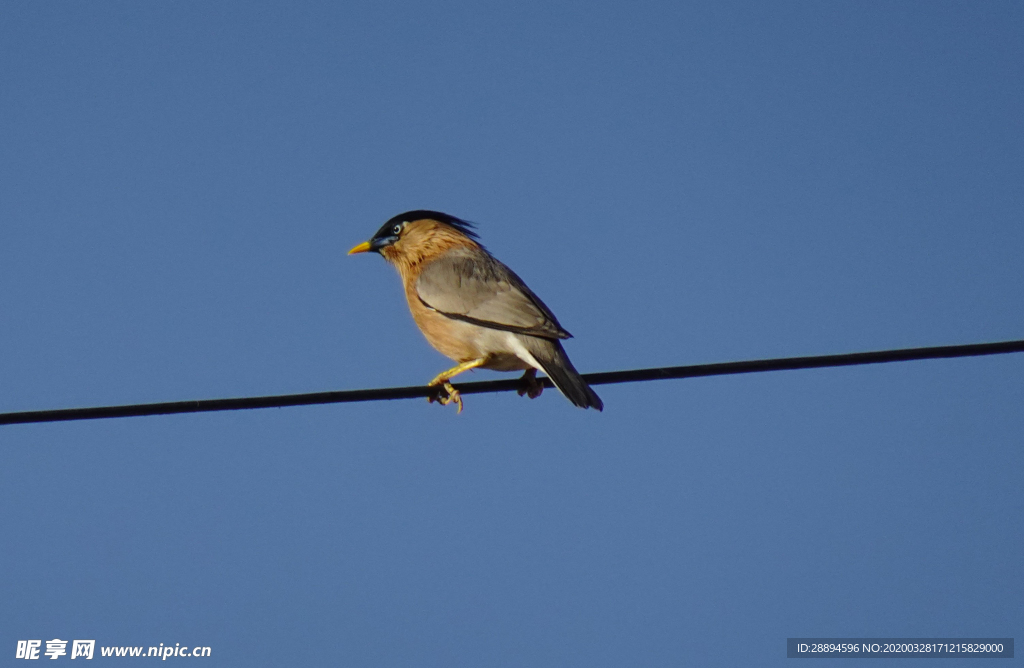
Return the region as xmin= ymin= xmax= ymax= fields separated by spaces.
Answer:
xmin=348 ymin=210 xmax=481 ymax=265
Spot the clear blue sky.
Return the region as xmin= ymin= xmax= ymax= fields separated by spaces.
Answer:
xmin=1 ymin=2 xmax=1021 ymax=665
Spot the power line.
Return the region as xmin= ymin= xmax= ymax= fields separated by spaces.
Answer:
xmin=1 ymin=338 xmax=1021 ymax=426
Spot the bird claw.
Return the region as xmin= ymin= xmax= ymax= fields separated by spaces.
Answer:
xmin=516 ymin=370 xmax=544 ymax=399
xmin=428 ymin=381 xmax=464 ymax=413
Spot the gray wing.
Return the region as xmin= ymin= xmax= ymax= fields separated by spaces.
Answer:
xmin=415 ymin=247 xmax=571 ymax=340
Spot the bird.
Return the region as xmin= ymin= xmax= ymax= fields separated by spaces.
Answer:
xmin=348 ymin=210 xmax=603 ymax=413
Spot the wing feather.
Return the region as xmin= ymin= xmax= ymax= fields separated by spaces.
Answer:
xmin=415 ymin=247 xmax=571 ymax=340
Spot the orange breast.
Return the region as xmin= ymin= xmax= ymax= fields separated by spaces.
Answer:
xmin=403 ymin=280 xmax=483 ymax=362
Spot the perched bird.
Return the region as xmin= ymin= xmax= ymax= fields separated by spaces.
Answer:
xmin=348 ymin=210 xmax=603 ymax=412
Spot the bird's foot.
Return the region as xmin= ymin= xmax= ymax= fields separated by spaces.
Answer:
xmin=428 ymin=380 xmax=464 ymax=413
xmin=516 ymin=369 xmax=544 ymax=399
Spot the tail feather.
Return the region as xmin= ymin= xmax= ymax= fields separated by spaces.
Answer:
xmin=528 ymin=339 xmax=603 ymax=411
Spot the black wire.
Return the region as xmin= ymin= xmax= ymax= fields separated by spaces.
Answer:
xmin=1 ymin=339 xmax=1021 ymax=426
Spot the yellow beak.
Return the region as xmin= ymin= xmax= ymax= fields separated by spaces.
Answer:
xmin=348 ymin=241 xmax=372 ymax=255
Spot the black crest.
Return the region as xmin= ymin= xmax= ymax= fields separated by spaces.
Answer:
xmin=375 ymin=210 xmax=480 ymax=241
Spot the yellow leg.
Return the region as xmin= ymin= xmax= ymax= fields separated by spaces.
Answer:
xmin=428 ymin=358 xmax=488 ymax=413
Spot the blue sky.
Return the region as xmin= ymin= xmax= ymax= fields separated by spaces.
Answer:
xmin=1 ymin=2 xmax=1021 ymax=665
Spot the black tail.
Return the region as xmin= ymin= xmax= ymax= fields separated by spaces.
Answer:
xmin=529 ymin=339 xmax=603 ymax=411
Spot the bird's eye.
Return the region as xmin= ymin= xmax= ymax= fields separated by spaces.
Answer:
xmin=392 ymin=224 xmax=403 ymax=235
